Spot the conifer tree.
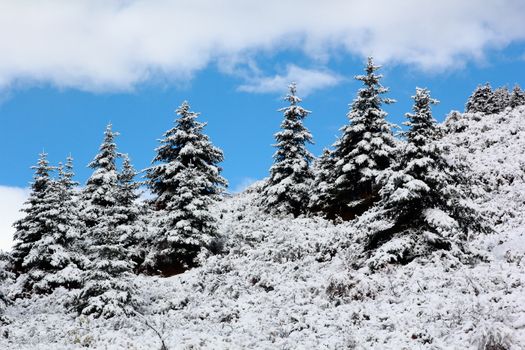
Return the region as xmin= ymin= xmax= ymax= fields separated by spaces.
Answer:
xmin=487 ymin=86 xmax=511 ymax=113
xmin=510 ymin=85 xmax=525 ymax=108
xmin=76 ymin=124 xmax=136 ymax=318
xmin=309 ymin=149 xmax=335 ymax=214
xmin=34 ymin=157 xmax=83 ymax=292
xmin=55 ymin=155 xmax=83 ymax=254
xmin=465 ymin=84 xmax=493 ymax=113
xmin=11 ymin=152 xmax=54 ymax=275
xmin=260 ymin=83 xmax=314 ymax=216
xmin=59 ymin=155 xmax=79 ymax=192
xmin=11 ymin=153 xmax=83 ymax=295
xmin=315 ymin=57 xmax=397 ymax=219
xmin=116 ymin=154 xmax=148 ymax=271
xmin=146 ymin=102 xmax=227 ymax=275
xmin=80 ymin=124 xmax=121 ymax=229
xmin=357 ymin=88 xmax=487 ymax=270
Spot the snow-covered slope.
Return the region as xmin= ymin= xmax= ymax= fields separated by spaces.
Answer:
xmin=442 ymin=105 xmax=525 ymax=259
xmin=2 ymin=108 xmax=525 ymax=349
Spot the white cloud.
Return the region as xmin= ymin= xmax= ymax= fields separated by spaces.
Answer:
xmin=0 ymin=186 xmax=29 ymax=251
xmin=238 ymin=65 xmax=342 ymax=96
xmin=0 ymin=0 xmax=524 ymax=92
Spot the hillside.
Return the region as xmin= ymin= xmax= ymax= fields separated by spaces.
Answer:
xmin=1 ymin=107 xmax=525 ymax=349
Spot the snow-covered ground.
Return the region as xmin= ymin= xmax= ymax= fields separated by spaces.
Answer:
xmin=1 ymin=107 xmax=525 ymax=349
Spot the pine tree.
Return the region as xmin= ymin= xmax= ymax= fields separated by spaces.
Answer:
xmin=11 ymin=152 xmax=54 ymax=275
xmin=309 ymin=148 xmax=335 ymax=214
xmin=146 ymin=101 xmax=227 ymax=275
xmin=11 ymin=153 xmax=83 ymax=295
xmin=357 ymin=88 xmax=487 ymax=270
xmin=465 ymin=84 xmax=493 ymax=113
xmin=76 ymin=124 xmax=136 ymax=318
xmin=33 ymin=157 xmax=84 ymax=292
xmin=116 ymin=154 xmax=148 ymax=272
xmin=260 ymin=83 xmax=314 ymax=216
xmin=316 ymin=57 xmax=397 ymax=219
xmin=80 ymin=124 xmax=121 ymax=229
xmin=487 ymin=86 xmax=511 ymax=113
xmin=59 ymin=155 xmax=79 ymax=191
xmin=510 ymin=85 xmax=525 ymax=108
xmin=55 ymin=155 xmax=83 ymax=256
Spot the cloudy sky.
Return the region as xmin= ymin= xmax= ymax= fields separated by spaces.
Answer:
xmin=1 ymin=0 xmax=525 ymax=249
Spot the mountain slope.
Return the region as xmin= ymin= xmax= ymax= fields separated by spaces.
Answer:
xmin=1 ymin=107 xmax=525 ymax=349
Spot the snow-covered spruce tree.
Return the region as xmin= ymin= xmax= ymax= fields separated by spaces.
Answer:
xmin=116 ymin=154 xmax=148 ymax=272
xmin=145 ymin=101 xmax=227 ymax=275
xmin=260 ymin=83 xmax=314 ymax=217
xmin=60 ymin=155 xmax=79 ymax=191
xmin=356 ymin=88 xmax=488 ymax=270
xmin=309 ymin=148 xmax=336 ymax=214
xmin=56 ymin=155 xmax=83 ymax=251
xmin=487 ymin=86 xmax=511 ymax=114
xmin=11 ymin=153 xmax=83 ymax=295
xmin=465 ymin=84 xmax=493 ymax=113
xmin=510 ymin=85 xmax=525 ymax=108
xmin=314 ymin=57 xmax=397 ymax=219
xmin=31 ymin=157 xmax=84 ymax=291
xmin=75 ymin=124 xmax=137 ymax=318
xmin=11 ymin=152 xmax=54 ymax=275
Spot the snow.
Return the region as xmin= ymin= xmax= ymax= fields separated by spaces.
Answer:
xmin=423 ymin=208 xmax=457 ymax=230
xmin=1 ymin=107 xmax=525 ymax=349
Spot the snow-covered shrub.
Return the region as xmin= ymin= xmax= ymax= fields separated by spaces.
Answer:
xmin=0 ymin=252 xmax=13 ymax=325
xmin=443 ymin=110 xmax=470 ymax=133
xmin=475 ymin=322 xmax=514 ymax=350
xmin=326 ymin=272 xmax=378 ymax=303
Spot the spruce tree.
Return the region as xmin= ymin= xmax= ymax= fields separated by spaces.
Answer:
xmin=260 ymin=83 xmax=314 ymax=216
xmin=146 ymin=101 xmax=227 ymax=275
xmin=55 ymin=155 xmax=83 ymax=255
xmin=465 ymin=84 xmax=493 ymax=113
xmin=80 ymin=124 xmax=121 ymax=229
xmin=59 ymin=155 xmax=79 ymax=192
xmin=316 ymin=57 xmax=397 ymax=219
xmin=76 ymin=124 xmax=136 ymax=318
xmin=34 ymin=157 xmax=83 ymax=292
xmin=487 ymin=86 xmax=511 ymax=113
xmin=11 ymin=152 xmax=54 ymax=275
xmin=357 ymin=88 xmax=487 ymax=270
xmin=309 ymin=149 xmax=335 ymax=214
xmin=510 ymin=85 xmax=525 ymax=108
xmin=116 ymin=154 xmax=148 ymax=272
xmin=11 ymin=153 xmax=83 ymax=295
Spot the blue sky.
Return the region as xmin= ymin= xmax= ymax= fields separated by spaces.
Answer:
xmin=1 ymin=47 xmax=524 ymax=192
xmin=1 ymin=0 xmax=525 ymax=248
